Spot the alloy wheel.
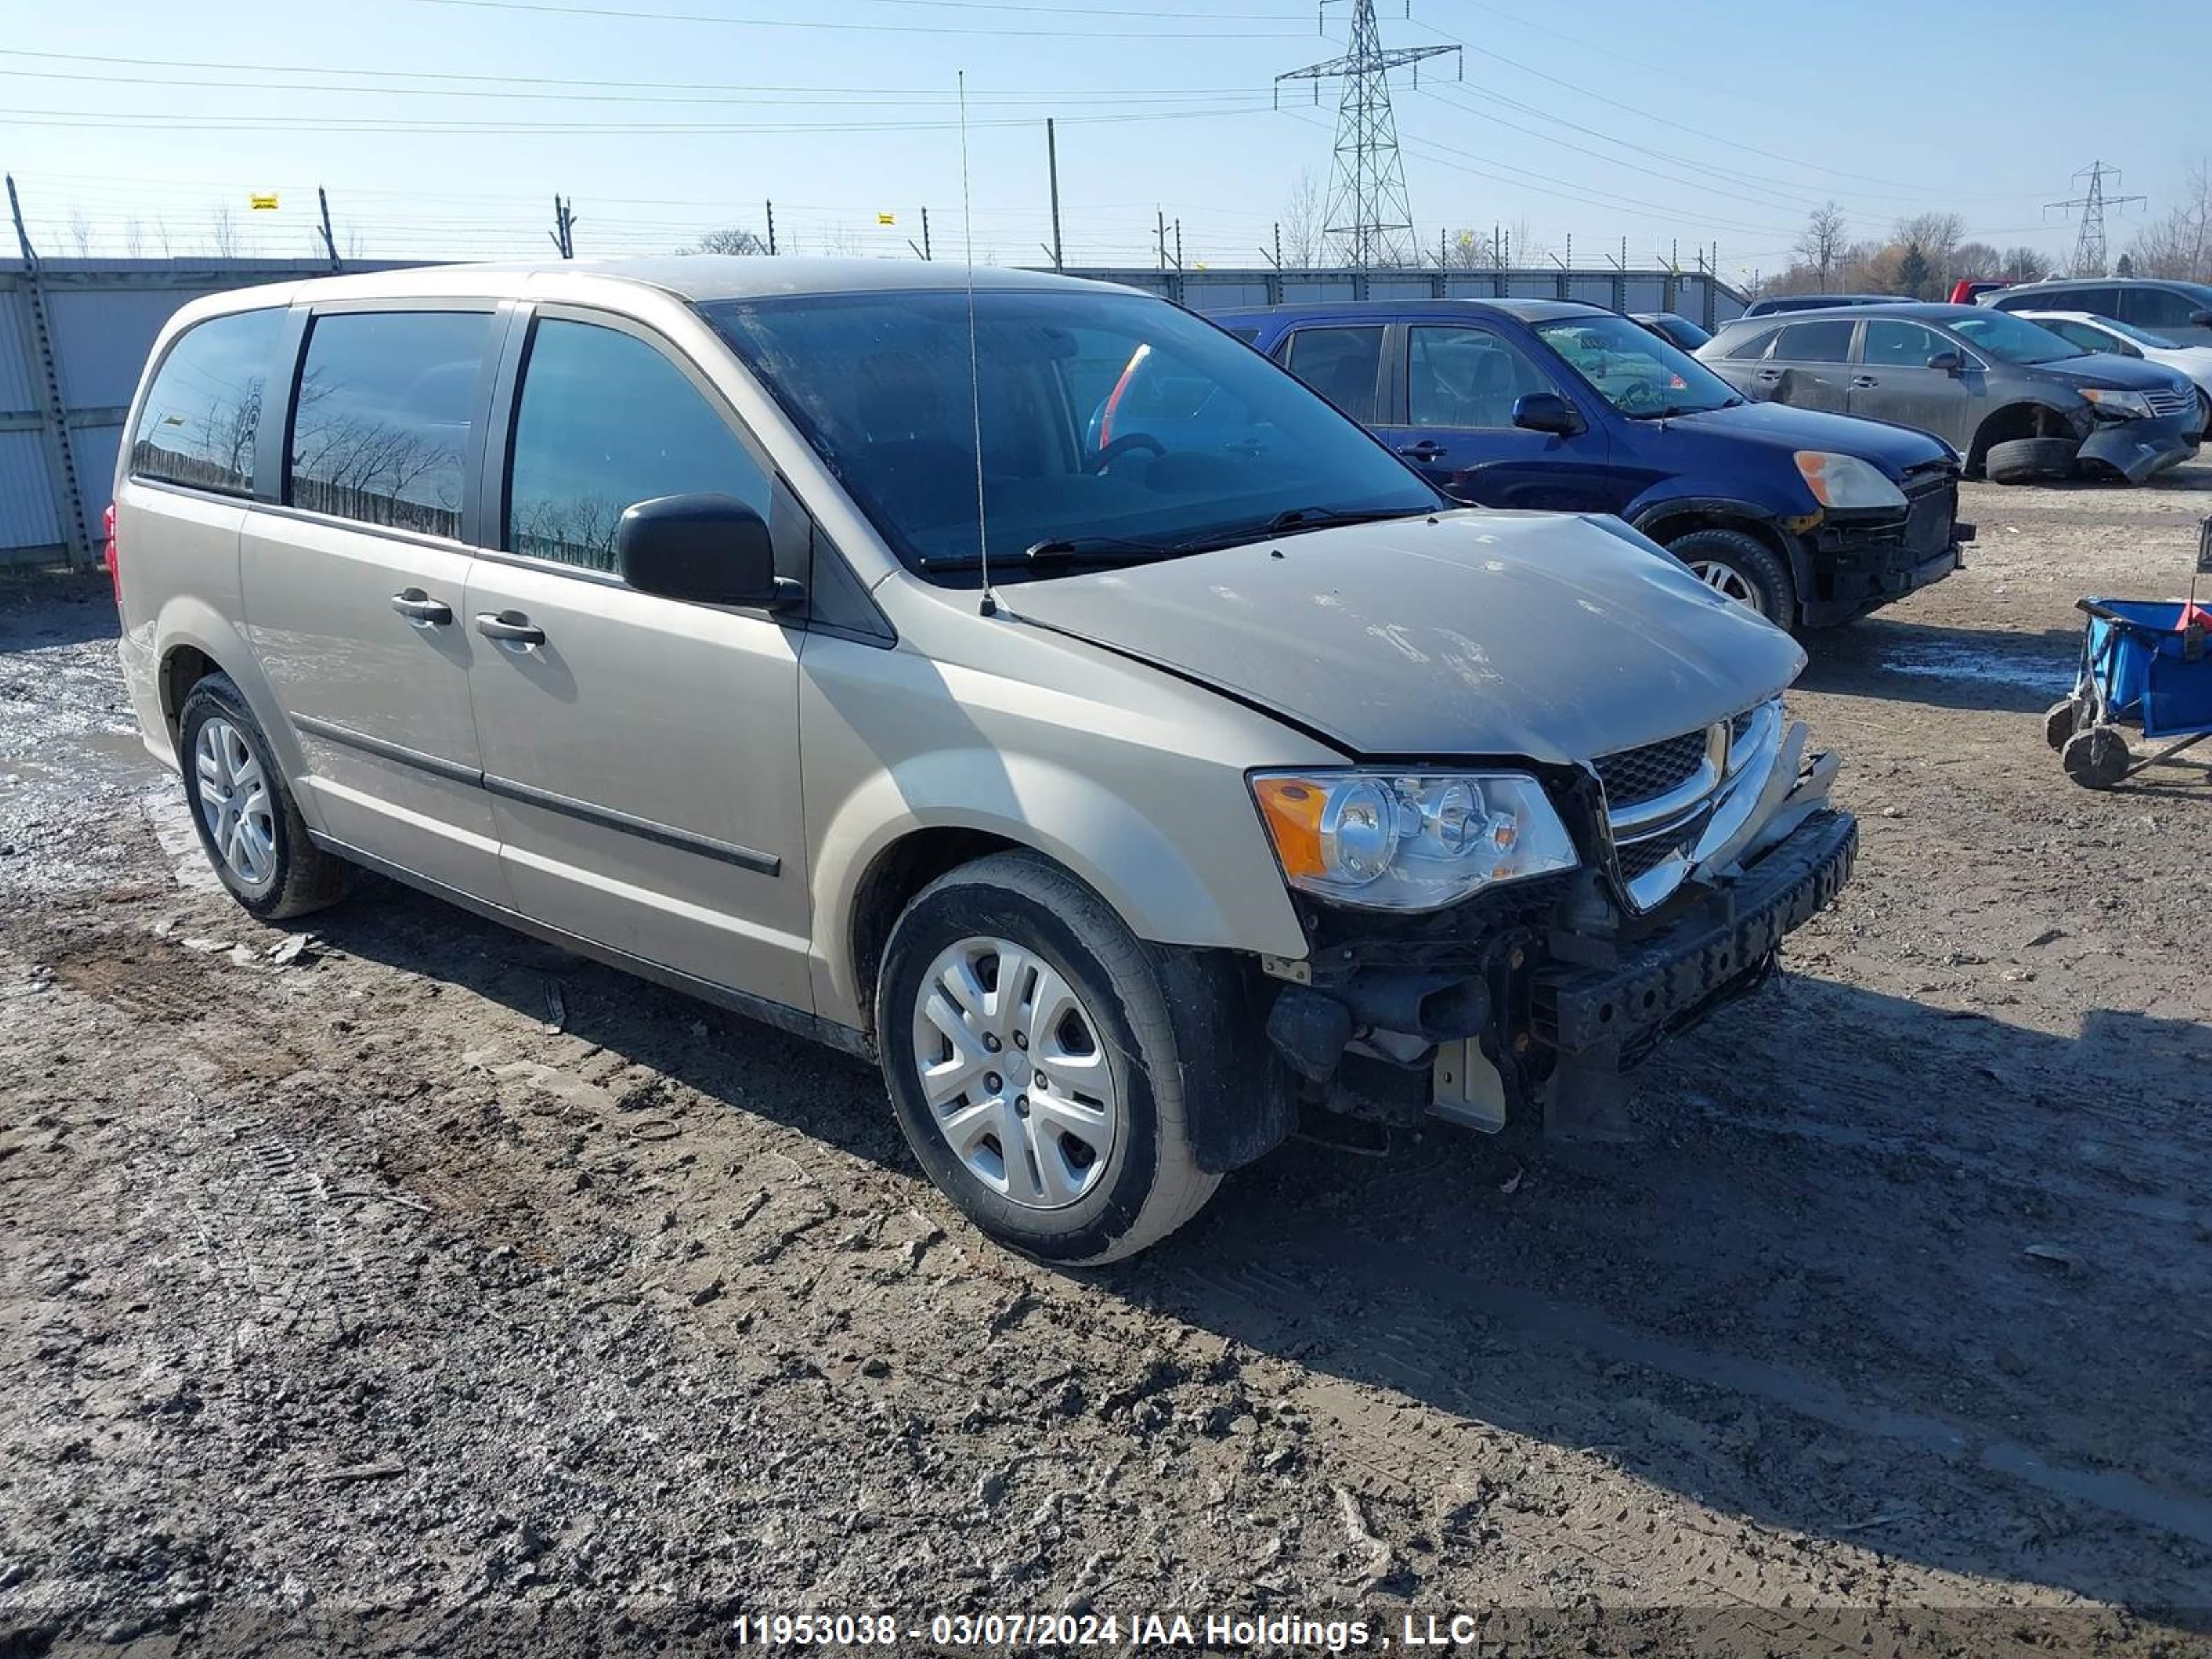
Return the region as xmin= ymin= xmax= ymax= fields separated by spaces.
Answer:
xmin=1690 ymin=559 xmax=1760 ymax=608
xmin=194 ymin=717 xmax=276 ymax=885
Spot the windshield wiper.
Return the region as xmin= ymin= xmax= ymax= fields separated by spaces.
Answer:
xmin=1168 ymin=504 xmax=1433 ymax=554
xmin=917 ymin=534 xmax=1178 ymax=574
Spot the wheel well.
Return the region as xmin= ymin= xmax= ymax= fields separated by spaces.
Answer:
xmin=1639 ymin=510 xmax=1794 ymax=569
xmin=158 ymin=645 xmax=219 ymax=744
xmin=1967 ymin=403 xmax=2065 ymax=469
xmin=847 ymin=827 xmax=1020 ymax=1038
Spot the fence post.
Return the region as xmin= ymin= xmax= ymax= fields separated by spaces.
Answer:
xmin=6 ymin=176 xmax=91 ymax=565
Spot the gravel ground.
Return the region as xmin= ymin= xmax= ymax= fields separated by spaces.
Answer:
xmin=3 ymin=467 xmax=2211 ymax=1658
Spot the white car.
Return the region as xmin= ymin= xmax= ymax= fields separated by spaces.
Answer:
xmin=2018 ymin=310 xmax=2212 ymax=425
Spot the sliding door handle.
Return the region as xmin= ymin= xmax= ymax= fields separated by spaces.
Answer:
xmin=475 ymin=611 xmax=546 ymax=646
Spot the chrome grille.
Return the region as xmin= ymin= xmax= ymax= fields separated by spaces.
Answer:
xmin=1593 ymin=730 xmax=1707 ymax=809
xmin=2146 ymin=384 xmax=2195 ymax=418
xmin=1617 ymin=834 xmax=1685 ymax=881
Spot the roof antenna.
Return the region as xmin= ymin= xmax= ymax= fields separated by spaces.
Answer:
xmin=958 ymin=69 xmax=997 ymax=617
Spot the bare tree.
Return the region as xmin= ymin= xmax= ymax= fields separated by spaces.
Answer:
xmin=1280 ymin=167 xmax=1325 ymax=266
xmin=2126 ymin=158 xmax=2212 ymax=281
xmin=1439 ymin=227 xmax=1488 ymax=270
xmin=209 ymin=205 xmax=240 ymax=259
xmin=1795 ymin=201 xmax=1847 ymax=288
xmin=679 ymin=225 xmax=769 ymax=255
xmin=67 ymin=210 xmax=92 ymax=258
xmin=152 ymin=214 xmax=173 ymax=257
xmin=122 ymin=218 xmax=144 ymax=258
xmin=1999 ymin=245 xmax=2050 ymax=283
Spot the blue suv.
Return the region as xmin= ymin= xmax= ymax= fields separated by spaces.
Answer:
xmin=1203 ymin=299 xmax=1970 ymax=627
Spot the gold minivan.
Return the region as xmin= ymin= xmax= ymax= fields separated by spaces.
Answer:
xmin=113 ymin=258 xmax=1853 ymax=1262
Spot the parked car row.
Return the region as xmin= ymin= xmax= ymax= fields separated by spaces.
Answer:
xmin=1209 ymin=297 xmax=1970 ymax=628
xmin=1696 ymin=302 xmax=2205 ymax=485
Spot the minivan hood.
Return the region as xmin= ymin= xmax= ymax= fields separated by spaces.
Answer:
xmin=1005 ymin=511 xmax=1806 ymax=761
xmin=1656 ymin=398 xmax=1951 ymax=476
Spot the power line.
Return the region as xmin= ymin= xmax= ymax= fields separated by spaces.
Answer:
xmin=400 ymin=0 xmax=1313 ymax=38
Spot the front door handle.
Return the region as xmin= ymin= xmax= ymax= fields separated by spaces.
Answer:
xmin=475 ymin=611 xmax=546 ymax=646
xmin=1849 ymin=375 xmax=1879 ymax=389
xmin=1397 ymin=440 xmax=1447 ymax=461
xmin=390 ymin=590 xmax=453 ymax=626
xmin=1754 ymin=368 xmax=1784 ymax=382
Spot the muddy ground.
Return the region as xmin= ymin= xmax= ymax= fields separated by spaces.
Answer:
xmin=3 ymin=468 xmax=2211 ymax=1658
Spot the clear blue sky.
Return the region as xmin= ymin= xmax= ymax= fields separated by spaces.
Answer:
xmin=2 ymin=0 xmax=2201 ymax=281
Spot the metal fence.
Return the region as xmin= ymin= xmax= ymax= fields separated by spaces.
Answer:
xmin=0 ymin=256 xmax=1745 ymax=568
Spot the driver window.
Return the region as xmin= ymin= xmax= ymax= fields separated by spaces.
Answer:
xmin=1407 ymin=326 xmax=1550 ymax=429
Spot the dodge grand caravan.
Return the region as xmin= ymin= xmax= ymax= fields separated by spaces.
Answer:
xmin=113 ymin=259 xmax=1855 ymax=1264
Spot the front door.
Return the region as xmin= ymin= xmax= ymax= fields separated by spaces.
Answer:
xmin=460 ymin=309 xmax=813 ymax=1011
xmin=240 ymin=304 xmax=508 ymax=900
xmin=1851 ymin=318 xmax=1979 ymax=451
xmin=1373 ymin=321 xmax=1614 ymax=510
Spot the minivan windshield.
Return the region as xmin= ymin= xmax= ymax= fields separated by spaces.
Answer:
xmin=1530 ymin=312 xmax=1741 ymax=418
xmin=1947 ymin=310 xmax=2086 ymax=366
xmin=704 ymin=288 xmax=1439 ymax=580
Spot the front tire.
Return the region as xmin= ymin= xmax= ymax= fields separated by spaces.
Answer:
xmin=178 ymin=673 xmax=354 ymax=920
xmin=1984 ymin=436 xmax=2077 ymax=485
xmin=876 ymin=851 xmax=1221 ymax=1265
xmin=1667 ymin=527 xmax=1796 ymax=627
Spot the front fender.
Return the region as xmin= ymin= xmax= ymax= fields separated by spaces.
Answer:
xmin=808 ymin=749 xmax=1309 ymax=1029
xmin=1627 ymin=491 xmax=1818 ymax=594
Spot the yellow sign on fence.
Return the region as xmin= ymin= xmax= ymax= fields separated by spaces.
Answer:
xmin=877 ymin=212 xmax=896 ymax=226
xmin=249 ymin=193 xmax=280 ymax=212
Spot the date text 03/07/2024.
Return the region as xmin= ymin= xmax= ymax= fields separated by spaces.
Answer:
xmin=729 ymin=1612 xmax=1385 ymax=1650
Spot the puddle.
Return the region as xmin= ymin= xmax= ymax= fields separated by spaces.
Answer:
xmin=1882 ymin=644 xmax=2068 ymax=696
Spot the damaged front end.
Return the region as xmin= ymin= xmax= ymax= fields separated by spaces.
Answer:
xmin=1260 ymin=701 xmax=1855 ymax=1139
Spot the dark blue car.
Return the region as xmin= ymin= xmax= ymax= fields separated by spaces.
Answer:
xmin=1199 ymin=299 xmax=1970 ymax=627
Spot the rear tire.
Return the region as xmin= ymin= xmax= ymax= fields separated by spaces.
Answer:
xmin=1666 ymin=527 xmax=1796 ymax=627
xmin=178 ymin=673 xmax=355 ymax=920
xmin=876 ymin=850 xmax=1221 ymax=1265
xmin=1985 ymin=436 xmax=2077 ymax=485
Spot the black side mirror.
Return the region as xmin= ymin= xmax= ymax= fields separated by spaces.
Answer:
xmin=1925 ymin=349 xmax=1965 ymax=375
xmin=617 ymin=492 xmax=800 ymax=611
xmin=2189 ymin=310 xmax=2212 ymax=327
xmin=1512 ymin=391 xmax=1582 ymax=435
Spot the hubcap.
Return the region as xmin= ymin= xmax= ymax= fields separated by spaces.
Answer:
xmin=1691 ymin=559 xmax=1760 ymax=608
xmin=910 ymin=936 xmax=1118 ymax=1211
xmin=194 ymin=718 xmax=276 ymax=886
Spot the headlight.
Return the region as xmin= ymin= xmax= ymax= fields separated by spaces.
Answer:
xmin=1793 ymin=451 xmax=1906 ymax=510
xmin=1250 ymin=770 xmax=1578 ymax=910
xmin=2079 ymin=387 xmax=2153 ymax=420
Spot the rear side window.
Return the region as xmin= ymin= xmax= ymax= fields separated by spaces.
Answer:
xmin=1280 ymin=326 xmax=1384 ymax=424
xmin=505 ymin=317 xmax=770 ymax=572
xmin=1772 ymin=319 xmax=1855 ymax=362
xmin=129 ymin=308 xmax=287 ymax=496
xmin=288 ymin=310 xmax=496 ymax=540
xmin=1723 ymin=327 xmax=1780 ymax=360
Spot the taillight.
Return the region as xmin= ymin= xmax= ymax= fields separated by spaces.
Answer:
xmin=103 ymin=502 xmax=120 ymax=605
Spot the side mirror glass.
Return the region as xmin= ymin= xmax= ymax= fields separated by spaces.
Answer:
xmin=1511 ymin=391 xmax=1582 ymax=435
xmin=617 ymin=492 xmax=798 ymax=610
xmin=2189 ymin=310 xmax=2212 ymax=327
xmin=1924 ymin=349 xmax=1965 ymax=375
